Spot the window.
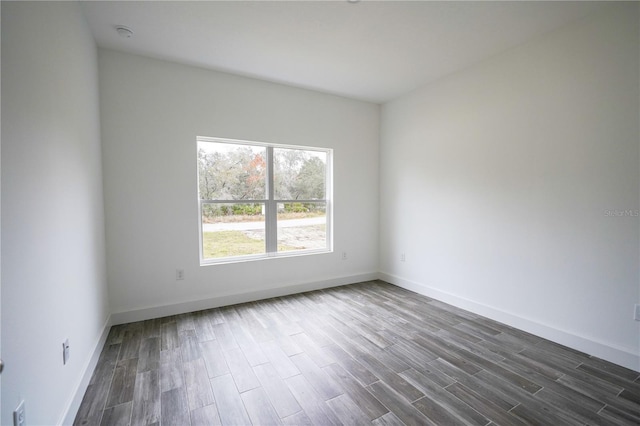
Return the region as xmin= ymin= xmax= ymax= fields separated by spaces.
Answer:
xmin=197 ymin=136 xmax=332 ymax=264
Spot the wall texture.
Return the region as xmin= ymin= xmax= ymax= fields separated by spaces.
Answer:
xmin=380 ymin=3 xmax=640 ymax=370
xmin=1 ymin=2 xmax=110 ymax=424
xmin=98 ymin=50 xmax=380 ymax=321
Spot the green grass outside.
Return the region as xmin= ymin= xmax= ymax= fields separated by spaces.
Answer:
xmin=202 ymin=231 xmax=295 ymax=258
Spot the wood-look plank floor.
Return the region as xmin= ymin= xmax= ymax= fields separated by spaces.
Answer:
xmin=75 ymin=280 xmax=640 ymax=426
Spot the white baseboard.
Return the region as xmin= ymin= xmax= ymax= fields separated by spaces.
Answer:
xmin=379 ymin=272 xmax=640 ymax=373
xmin=111 ymin=272 xmax=379 ymax=325
xmin=59 ymin=315 xmax=112 ymax=425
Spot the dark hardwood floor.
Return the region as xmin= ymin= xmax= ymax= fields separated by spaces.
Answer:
xmin=75 ymin=280 xmax=640 ymax=425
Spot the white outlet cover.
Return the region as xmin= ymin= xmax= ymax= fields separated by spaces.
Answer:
xmin=63 ymin=339 xmax=70 ymax=364
xmin=13 ymin=400 xmax=25 ymax=426
xmin=634 ymin=304 xmax=640 ymax=321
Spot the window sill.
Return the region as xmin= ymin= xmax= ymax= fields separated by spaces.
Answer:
xmin=199 ymin=248 xmax=333 ymax=266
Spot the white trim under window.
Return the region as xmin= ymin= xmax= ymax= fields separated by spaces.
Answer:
xmin=197 ymin=136 xmax=333 ymax=265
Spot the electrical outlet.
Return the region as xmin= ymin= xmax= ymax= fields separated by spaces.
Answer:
xmin=176 ymin=268 xmax=184 ymax=280
xmin=13 ymin=400 xmax=25 ymax=426
xmin=634 ymin=304 xmax=640 ymax=321
xmin=400 ymin=253 xmax=406 ymax=262
xmin=63 ymin=339 xmax=70 ymax=365
xmin=342 ymin=251 xmax=347 ymax=261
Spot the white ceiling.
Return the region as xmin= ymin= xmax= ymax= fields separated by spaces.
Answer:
xmin=81 ymin=1 xmax=606 ymax=103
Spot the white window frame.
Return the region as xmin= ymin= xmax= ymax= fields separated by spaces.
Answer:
xmin=197 ymin=136 xmax=333 ymax=265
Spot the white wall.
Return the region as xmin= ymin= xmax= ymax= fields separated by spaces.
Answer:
xmin=98 ymin=50 xmax=380 ymax=321
xmin=1 ymin=2 xmax=110 ymax=424
xmin=380 ymin=3 xmax=640 ymax=371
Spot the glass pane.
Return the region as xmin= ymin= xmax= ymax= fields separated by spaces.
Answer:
xmin=202 ymin=203 xmax=265 ymax=259
xmin=277 ymin=202 xmax=326 ymax=252
xmin=274 ymin=148 xmax=326 ymax=200
xmin=197 ymin=142 xmax=266 ymax=200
